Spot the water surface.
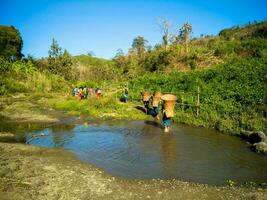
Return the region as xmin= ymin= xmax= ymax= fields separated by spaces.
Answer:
xmin=21 ymin=119 xmax=267 ymax=185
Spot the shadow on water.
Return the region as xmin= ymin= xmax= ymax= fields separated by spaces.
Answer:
xmin=2 ymin=119 xmax=267 ymax=186
xmin=144 ymin=120 xmax=162 ymax=128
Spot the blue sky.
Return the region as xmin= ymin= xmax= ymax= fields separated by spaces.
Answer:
xmin=1 ymin=0 xmax=266 ymax=59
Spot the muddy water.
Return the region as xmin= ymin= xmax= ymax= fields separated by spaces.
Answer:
xmin=2 ymin=119 xmax=267 ymax=185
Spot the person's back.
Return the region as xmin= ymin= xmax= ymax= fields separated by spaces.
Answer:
xmin=124 ymin=86 xmax=128 ymax=95
xmin=83 ymin=87 xmax=88 ymax=98
xmin=123 ymin=85 xmax=129 ymax=102
xmin=96 ymin=88 xmax=102 ymax=97
xmin=74 ymin=87 xmax=79 ymax=96
xmin=89 ymin=88 xmax=93 ymax=96
xmin=77 ymin=88 xmax=84 ymax=100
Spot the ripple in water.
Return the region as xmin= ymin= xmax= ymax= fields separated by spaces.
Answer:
xmin=26 ymin=120 xmax=267 ymax=185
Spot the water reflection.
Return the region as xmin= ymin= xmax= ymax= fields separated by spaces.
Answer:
xmin=161 ymin=133 xmax=178 ymax=178
xmin=23 ymin=120 xmax=267 ymax=185
xmin=51 ymin=124 xmax=75 ymax=147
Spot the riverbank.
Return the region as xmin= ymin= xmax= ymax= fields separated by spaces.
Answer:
xmin=1 ymin=93 xmax=266 ymax=155
xmin=0 ymin=94 xmax=59 ymax=123
xmin=1 ymin=141 xmax=266 ymax=200
xmin=1 ymin=95 xmax=267 ymax=199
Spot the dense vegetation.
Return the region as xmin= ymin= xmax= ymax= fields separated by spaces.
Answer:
xmin=0 ymin=58 xmax=68 ymax=95
xmin=0 ymin=20 xmax=266 ymax=135
xmin=0 ymin=26 xmax=23 ymax=60
xmin=129 ymin=58 xmax=266 ymax=134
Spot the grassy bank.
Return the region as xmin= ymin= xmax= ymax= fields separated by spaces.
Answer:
xmin=38 ymin=93 xmax=149 ymax=120
xmin=128 ymin=57 xmax=267 ymax=135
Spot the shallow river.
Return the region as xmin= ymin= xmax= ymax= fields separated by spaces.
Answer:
xmin=2 ymin=119 xmax=267 ymax=185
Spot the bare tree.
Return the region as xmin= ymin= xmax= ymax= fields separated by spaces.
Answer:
xmin=157 ymin=18 xmax=172 ymax=48
xmin=179 ymin=22 xmax=192 ymax=54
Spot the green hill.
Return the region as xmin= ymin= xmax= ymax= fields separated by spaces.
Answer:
xmin=72 ymin=54 xmax=121 ymax=82
xmin=126 ymin=20 xmax=267 ymax=134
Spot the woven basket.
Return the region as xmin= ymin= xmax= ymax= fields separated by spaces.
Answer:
xmin=142 ymin=91 xmax=150 ymax=101
xmin=152 ymin=92 xmax=161 ymax=107
xmin=161 ymin=94 xmax=177 ymax=117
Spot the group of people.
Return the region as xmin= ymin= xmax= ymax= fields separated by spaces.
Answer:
xmin=121 ymin=85 xmax=176 ymax=133
xmin=72 ymin=84 xmax=176 ymax=132
xmin=72 ymin=86 xmax=102 ymax=100
xmin=141 ymin=91 xmax=177 ymax=133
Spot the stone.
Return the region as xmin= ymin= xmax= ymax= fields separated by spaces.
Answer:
xmin=253 ymin=142 xmax=267 ymax=155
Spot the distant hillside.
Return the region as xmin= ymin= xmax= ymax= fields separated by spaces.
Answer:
xmin=112 ymin=20 xmax=267 ymax=74
xmin=218 ymin=20 xmax=267 ymax=40
xmin=73 ymin=54 xmax=114 ymax=67
xmin=70 ymin=21 xmax=267 ymax=82
xmin=72 ymin=54 xmax=120 ymax=82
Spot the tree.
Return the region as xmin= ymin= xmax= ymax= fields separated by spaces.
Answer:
xmin=47 ymin=38 xmax=73 ymax=80
xmin=0 ymin=25 xmax=23 ymax=60
xmin=115 ymin=48 xmax=124 ymax=58
xmin=158 ymin=18 xmax=171 ymax=48
xmin=60 ymin=49 xmax=73 ymax=80
xmin=132 ymin=36 xmax=147 ymax=58
xmin=178 ymin=22 xmax=192 ymax=53
xmin=87 ymin=51 xmax=95 ymax=57
xmin=48 ymin=38 xmax=62 ymax=58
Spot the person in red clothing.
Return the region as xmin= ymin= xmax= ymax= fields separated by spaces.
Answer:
xmin=77 ymin=87 xmax=84 ymax=100
xmin=95 ymin=87 xmax=102 ymax=97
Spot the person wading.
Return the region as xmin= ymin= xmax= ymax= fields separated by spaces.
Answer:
xmin=141 ymin=91 xmax=150 ymax=114
xmin=161 ymin=94 xmax=177 ymax=133
xmin=151 ymin=91 xmax=162 ymax=120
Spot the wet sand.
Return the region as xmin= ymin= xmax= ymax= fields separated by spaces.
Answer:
xmin=0 ymin=141 xmax=266 ymax=200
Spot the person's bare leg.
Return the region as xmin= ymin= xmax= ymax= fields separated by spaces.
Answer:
xmin=164 ymin=126 xmax=169 ymax=133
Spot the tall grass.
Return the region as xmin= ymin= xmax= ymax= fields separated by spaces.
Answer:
xmin=0 ymin=58 xmax=69 ymax=95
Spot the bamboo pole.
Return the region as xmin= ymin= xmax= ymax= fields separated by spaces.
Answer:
xmin=181 ymin=92 xmax=184 ymax=112
xmin=196 ymin=86 xmax=200 ymax=116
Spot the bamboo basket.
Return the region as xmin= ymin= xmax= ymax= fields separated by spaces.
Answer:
xmin=161 ymin=94 xmax=177 ymax=117
xmin=152 ymin=91 xmax=161 ymax=107
xmin=142 ymin=91 xmax=150 ymax=101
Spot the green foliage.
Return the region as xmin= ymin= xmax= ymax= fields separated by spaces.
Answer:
xmin=49 ymin=95 xmax=148 ymax=120
xmin=0 ymin=57 xmax=36 ymax=74
xmin=0 ymin=79 xmax=27 ymax=94
xmin=1 ymin=21 xmax=266 ymax=137
xmin=219 ymin=20 xmax=267 ymax=40
xmin=0 ymin=58 xmax=68 ymax=95
xmin=132 ymin=36 xmax=147 ymax=58
xmin=129 ymin=58 xmax=267 ymax=134
xmin=213 ymin=38 xmax=267 ymax=58
xmin=48 ymin=38 xmax=62 ymax=58
xmin=75 ymin=80 xmax=96 ymax=88
xmin=47 ymin=39 xmax=73 ymax=80
xmin=0 ymin=25 xmax=23 ymax=60
xmin=114 ymin=20 xmax=267 ymax=73
xmin=178 ymin=22 xmax=193 ymax=53
xmin=140 ymin=47 xmax=172 ymax=72
xmin=73 ymin=54 xmax=121 ymax=82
